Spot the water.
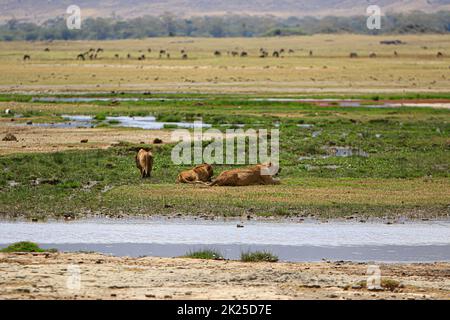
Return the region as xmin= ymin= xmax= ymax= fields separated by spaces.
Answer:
xmin=1 ymin=218 xmax=449 ymax=262
xmin=32 ymin=97 xmax=205 ymax=103
xmin=29 ymin=115 xmax=211 ymax=130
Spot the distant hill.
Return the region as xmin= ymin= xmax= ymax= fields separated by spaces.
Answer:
xmin=1 ymin=0 xmax=450 ymax=23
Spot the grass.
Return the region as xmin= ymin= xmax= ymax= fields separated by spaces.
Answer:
xmin=241 ymin=251 xmax=279 ymax=262
xmin=0 ymin=35 xmax=449 ymax=94
xmin=0 ymin=241 xmax=56 ymax=253
xmin=0 ymin=94 xmax=449 ymax=219
xmin=0 ymin=36 xmax=449 ymax=220
xmin=184 ymin=249 xmax=223 ymax=260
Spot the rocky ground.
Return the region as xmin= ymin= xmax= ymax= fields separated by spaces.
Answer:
xmin=0 ymin=252 xmax=449 ymax=300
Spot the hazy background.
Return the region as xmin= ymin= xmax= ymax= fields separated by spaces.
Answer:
xmin=1 ymin=0 xmax=450 ymax=22
xmin=0 ymin=1 xmax=449 ymax=39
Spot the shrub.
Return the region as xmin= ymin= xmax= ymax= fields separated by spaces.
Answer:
xmin=184 ymin=249 xmax=223 ymax=260
xmin=240 ymin=251 xmax=278 ymax=262
xmin=0 ymin=241 xmax=56 ymax=253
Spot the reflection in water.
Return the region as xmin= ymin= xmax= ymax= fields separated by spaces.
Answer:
xmin=28 ymin=115 xmax=211 ymax=130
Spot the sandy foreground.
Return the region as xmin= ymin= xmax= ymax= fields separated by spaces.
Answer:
xmin=0 ymin=252 xmax=449 ymax=300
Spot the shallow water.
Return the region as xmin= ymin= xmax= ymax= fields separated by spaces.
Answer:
xmin=32 ymin=97 xmax=205 ymax=103
xmin=29 ymin=115 xmax=211 ymax=130
xmin=0 ymin=218 xmax=449 ymax=262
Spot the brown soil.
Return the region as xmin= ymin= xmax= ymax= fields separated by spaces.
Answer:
xmin=0 ymin=124 xmax=172 ymax=155
xmin=0 ymin=252 xmax=448 ymax=300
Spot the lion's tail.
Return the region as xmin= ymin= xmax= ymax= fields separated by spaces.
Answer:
xmin=207 ymin=180 xmax=218 ymax=187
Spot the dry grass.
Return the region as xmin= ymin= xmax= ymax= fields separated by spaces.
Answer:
xmin=0 ymin=34 xmax=449 ymax=94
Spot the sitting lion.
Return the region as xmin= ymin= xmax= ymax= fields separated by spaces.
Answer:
xmin=177 ymin=163 xmax=214 ymax=184
xmin=209 ymin=163 xmax=281 ymax=186
xmin=135 ymin=148 xmax=153 ymax=178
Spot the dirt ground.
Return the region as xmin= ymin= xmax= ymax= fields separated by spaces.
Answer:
xmin=0 ymin=252 xmax=448 ymax=300
xmin=0 ymin=123 xmax=172 ymax=155
xmin=0 ymin=119 xmax=259 ymax=155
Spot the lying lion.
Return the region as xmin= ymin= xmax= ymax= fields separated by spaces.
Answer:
xmin=177 ymin=163 xmax=214 ymax=184
xmin=135 ymin=148 xmax=153 ymax=178
xmin=209 ymin=163 xmax=281 ymax=186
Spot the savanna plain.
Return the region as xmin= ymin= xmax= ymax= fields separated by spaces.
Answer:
xmin=0 ymin=34 xmax=449 ymax=300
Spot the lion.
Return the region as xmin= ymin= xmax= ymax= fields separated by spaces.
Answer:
xmin=176 ymin=163 xmax=213 ymax=184
xmin=209 ymin=163 xmax=281 ymax=187
xmin=135 ymin=149 xmax=153 ymax=178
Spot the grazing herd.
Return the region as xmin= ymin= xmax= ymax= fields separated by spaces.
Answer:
xmin=21 ymin=45 xmax=446 ymax=62
xmin=136 ymin=149 xmax=281 ymax=187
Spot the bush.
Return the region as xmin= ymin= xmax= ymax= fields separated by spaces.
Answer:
xmin=240 ymin=251 xmax=278 ymax=262
xmin=0 ymin=241 xmax=56 ymax=253
xmin=94 ymin=113 xmax=107 ymax=121
xmin=184 ymin=249 xmax=223 ymax=260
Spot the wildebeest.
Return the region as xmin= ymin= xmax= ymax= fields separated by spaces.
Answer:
xmin=23 ymin=55 xmax=31 ymax=61
xmin=369 ymin=53 xmax=377 ymax=58
xmin=288 ymin=49 xmax=295 ymax=54
xmin=240 ymin=51 xmax=248 ymax=57
xmin=77 ymin=54 xmax=85 ymax=61
xmin=96 ymin=48 xmax=103 ymax=53
xmin=138 ymin=54 xmax=146 ymax=60
xmin=394 ymin=51 xmax=398 ymax=57
xmin=231 ymin=51 xmax=239 ymax=57
xmin=309 ymin=50 xmax=313 ymax=56
xmin=44 ymin=48 xmax=50 ymax=52
xmin=127 ymin=53 xmax=132 ymax=59
xmin=272 ymin=51 xmax=279 ymax=58
xmin=437 ymin=52 xmax=444 ymax=58
xmin=214 ymin=50 xmax=221 ymax=57
xmin=135 ymin=149 xmax=153 ymax=179
xmin=114 ymin=54 xmax=119 ymax=59
xmin=182 ymin=53 xmax=188 ymax=59
xmin=349 ymin=52 xmax=358 ymax=58
xmin=380 ymin=40 xmax=403 ymax=45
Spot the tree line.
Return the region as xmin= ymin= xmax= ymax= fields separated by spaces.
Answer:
xmin=0 ymin=11 xmax=449 ymax=41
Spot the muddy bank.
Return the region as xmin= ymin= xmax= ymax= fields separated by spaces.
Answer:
xmin=0 ymin=252 xmax=449 ymax=300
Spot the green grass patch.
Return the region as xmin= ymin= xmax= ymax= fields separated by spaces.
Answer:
xmin=0 ymin=241 xmax=56 ymax=253
xmin=240 ymin=251 xmax=279 ymax=262
xmin=184 ymin=249 xmax=223 ymax=260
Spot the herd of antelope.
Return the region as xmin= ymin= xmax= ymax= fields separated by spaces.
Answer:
xmin=21 ymin=46 xmax=446 ymax=61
